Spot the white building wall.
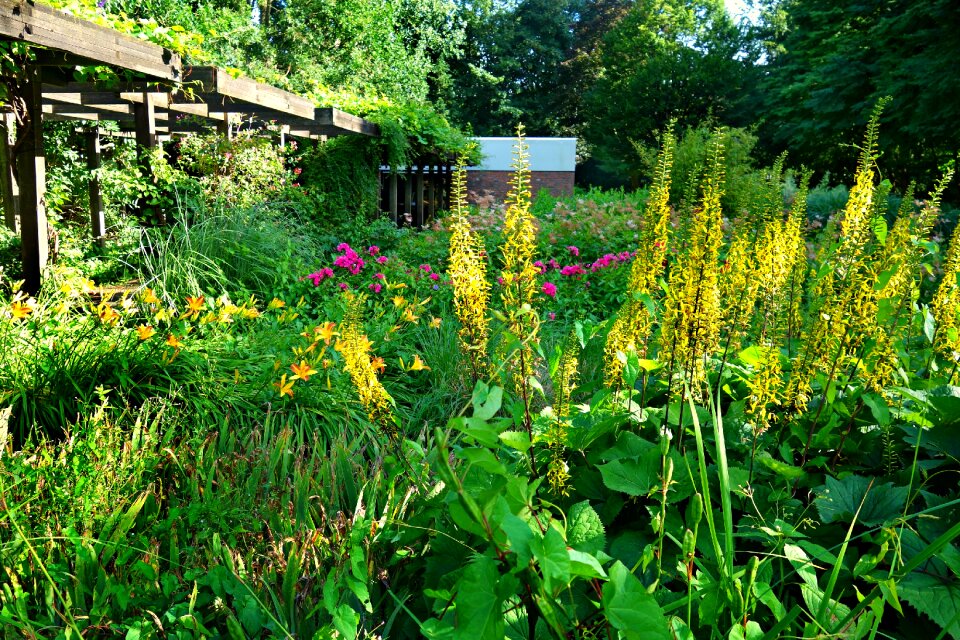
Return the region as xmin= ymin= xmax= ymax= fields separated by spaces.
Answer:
xmin=470 ymin=137 xmax=577 ymax=173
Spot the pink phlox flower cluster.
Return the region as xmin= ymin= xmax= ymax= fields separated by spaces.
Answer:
xmin=338 ymin=282 xmax=349 ymax=291
xmin=374 ymin=272 xmax=386 ymax=280
xmin=306 ymin=267 xmax=335 ymax=286
xmin=368 ymin=282 xmax=383 ymax=293
xmin=560 ymin=264 xmax=586 ymax=277
xmin=368 ymin=245 xmax=380 ymax=255
xmin=430 ymin=273 xmax=440 ymax=281
xmin=333 ymin=245 xmax=365 ymax=275
xmin=377 ymin=256 xmax=388 ymax=264
xmin=420 ymin=264 xmax=432 ymax=273
xmin=567 ymin=245 xmax=580 ymax=257
xmin=589 ymin=251 xmax=636 ymax=272
xmin=542 ymin=282 xmax=557 ymax=297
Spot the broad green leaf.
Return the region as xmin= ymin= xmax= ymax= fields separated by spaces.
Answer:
xmin=783 ymin=544 xmax=818 ymax=589
xmin=862 ymin=393 xmax=891 ymax=426
xmin=756 ymin=452 xmax=805 ymax=480
xmin=899 ymin=573 xmax=960 ymax=639
xmin=333 ymin=604 xmax=359 ymax=639
xmin=815 ymin=475 xmax=908 ymax=527
xmin=728 ymin=620 xmax=763 ymax=640
xmin=739 ymin=346 xmax=765 ymax=368
xmin=600 ymin=431 xmax=657 ymax=461
xmin=568 ymin=549 xmax=606 ymax=579
xmin=567 ymin=501 xmax=606 ymax=555
xmin=451 ymin=417 xmax=500 ymax=448
xmin=421 ymin=619 xmax=455 ymax=639
xmin=598 ymin=448 xmax=661 ymax=496
xmin=498 ymin=512 xmax=534 ymax=564
xmin=471 ymin=382 xmax=503 ymax=420
xmin=530 ymin=528 xmax=571 ymax=594
xmin=454 ymin=555 xmax=504 ymax=640
xmin=498 ymin=430 xmax=531 ymax=452
xmin=601 ymin=562 xmax=670 ymax=640
xmin=924 ymin=307 xmax=936 ymax=344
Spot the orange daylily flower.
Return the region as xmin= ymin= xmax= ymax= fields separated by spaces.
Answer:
xmin=135 ymin=324 xmax=156 ymax=340
xmin=402 ymin=307 xmax=420 ymax=324
xmin=268 ymin=297 xmax=286 ymax=310
xmin=183 ymin=296 xmax=205 ymax=319
xmin=290 ymin=360 xmax=318 ymax=382
xmin=166 ymin=334 xmax=183 ymax=348
xmin=409 ymin=354 xmax=430 ymax=371
xmin=371 ymin=356 xmax=386 ymax=373
xmin=97 ymin=302 xmax=119 ymax=326
xmin=392 ymin=295 xmax=406 ymax=308
xmin=429 ymin=317 xmax=442 ymax=329
xmin=274 ymin=374 xmax=295 ymax=398
xmin=10 ymin=298 xmax=35 ymax=320
xmin=316 ymin=322 xmax=338 ymax=345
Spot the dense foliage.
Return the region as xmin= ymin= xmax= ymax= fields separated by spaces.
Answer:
xmin=3 ymin=117 xmax=960 ymax=638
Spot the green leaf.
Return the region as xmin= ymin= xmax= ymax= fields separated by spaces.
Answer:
xmin=862 ymin=393 xmax=891 ymax=426
xmin=601 ymin=562 xmax=670 ymax=640
xmin=784 ymin=544 xmax=819 ymax=589
xmin=471 ymin=382 xmax=503 ymax=421
xmin=739 ymin=346 xmax=764 ymax=368
xmin=924 ymin=307 xmax=936 ymax=344
xmin=814 ymin=475 xmax=908 ymax=527
xmin=598 ymin=448 xmax=661 ymax=496
xmin=333 ymin=604 xmax=359 ymax=639
xmin=454 ymin=555 xmax=504 ymax=640
xmin=498 ymin=430 xmax=531 ymax=452
xmin=567 ymin=501 xmax=606 ymax=555
xmin=530 ymin=528 xmax=571 ymax=594
xmin=568 ymin=549 xmax=607 ymax=579
xmin=899 ymin=573 xmax=960 ymax=639
xmin=756 ymin=452 xmax=805 ymax=480
xmin=728 ymin=620 xmax=763 ymax=640
xmin=498 ymin=510 xmax=534 ymax=564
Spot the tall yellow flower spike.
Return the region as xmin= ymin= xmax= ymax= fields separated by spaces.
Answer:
xmin=659 ymin=129 xmax=726 ymax=398
xmin=447 ymin=144 xmax=492 ymax=380
xmin=604 ymin=124 xmax=675 ymax=385
xmin=338 ymin=293 xmax=398 ymax=439
xmin=497 ymin=125 xmax=541 ymax=395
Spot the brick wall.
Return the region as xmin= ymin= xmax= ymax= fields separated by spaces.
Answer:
xmin=466 ymin=170 xmax=574 ymax=206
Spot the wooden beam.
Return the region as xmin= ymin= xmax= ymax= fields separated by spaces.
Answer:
xmin=86 ymin=128 xmax=105 ymax=247
xmin=315 ymin=108 xmax=379 ymax=137
xmin=185 ymin=67 xmax=314 ymax=120
xmin=16 ymin=65 xmax=47 ymax=294
xmin=0 ymin=0 xmax=181 ymax=80
xmin=0 ymin=111 xmax=17 ymax=232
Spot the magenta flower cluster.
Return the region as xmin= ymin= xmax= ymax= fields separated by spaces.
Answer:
xmin=334 ymin=243 xmax=366 ymax=275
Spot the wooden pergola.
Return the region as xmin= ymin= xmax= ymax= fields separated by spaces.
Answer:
xmin=0 ymin=0 xmax=379 ymax=294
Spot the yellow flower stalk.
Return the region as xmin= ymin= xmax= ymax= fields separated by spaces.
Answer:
xmin=931 ymin=172 xmax=960 ymax=360
xmin=718 ymin=232 xmax=759 ymax=353
xmin=604 ymin=125 xmax=675 ymax=385
xmin=659 ymin=129 xmax=726 ymax=397
xmin=447 ymin=146 xmax=492 ymax=379
xmin=745 ymin=345 xmax=782 ymax=436
xmin=784 ymin=102 xmax=886 ymax=414
xmin=337 ymin=294 xmax=398 ymax=439
xmin=497 ymin=126 xmax=541 ymax=395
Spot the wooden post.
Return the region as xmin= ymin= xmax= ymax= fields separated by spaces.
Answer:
xmin=427 ymin=164 xmax=436 ymax=223
xmin=16 ymin=65 xmax=48 ymax=295
xmin=416 ymin=164 xmax=425 ymax=229
xmin=1 ymin=111 xmax=18 ymax=232
xmin=86 ymin=128 xmax=105 ymax=248
xmin=389 ymin=171 xmax=398 ymax=225
xmin=133 ymin=92 xmax=158 ymax=223
xmin=404 ymin=167 xmax=413 ymax=227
